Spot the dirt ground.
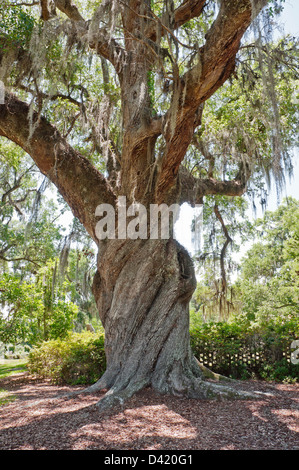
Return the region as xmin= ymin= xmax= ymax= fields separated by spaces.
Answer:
xmin=0 ymin=372 xmax=298 ymax=451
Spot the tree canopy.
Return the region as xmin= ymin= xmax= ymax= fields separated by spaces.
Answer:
xmin=1 ymin=1 xmax=297 ymax=222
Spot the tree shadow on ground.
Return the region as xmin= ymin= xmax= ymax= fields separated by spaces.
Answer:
xmin=0 ymin=376 xmax=298 ymax=450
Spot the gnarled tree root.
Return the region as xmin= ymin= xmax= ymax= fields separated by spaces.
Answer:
xmin=80 ymin=370 xmax=262 ymax=414
xmin=195 ymin=359 xmax=234 ymax=383
xmin=94 ymin=380 xmax=261 ymax=413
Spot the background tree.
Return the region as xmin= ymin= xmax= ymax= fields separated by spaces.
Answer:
xmin=58 ymin=217 xmax=98 ymax=330
xmin=0 ymin=139 xmax=63 ymax=273
xmin=0 ymin=266 xmax=78 ymax=346
xmin=0 ymin=140 xmax=94 ymax=346
xmin=235 ymin=197 xmax=299 ymax=325
xmin=0 ymin=0 xmax=298 ymax=409
xmin=193 ymin=194 xmax=252 ymax=321
xmin=190 ymin=39 xmax=298 ymax=321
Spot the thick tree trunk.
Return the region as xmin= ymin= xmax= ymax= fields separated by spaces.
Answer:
xmin=85 ymin=238 xmax=255 ymax=411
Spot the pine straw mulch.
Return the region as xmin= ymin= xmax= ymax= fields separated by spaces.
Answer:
xmin=0 ymin=372 xmax=298 ymax=451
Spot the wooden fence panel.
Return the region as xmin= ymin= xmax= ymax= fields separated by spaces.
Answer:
xmin=195 ymin=336 xmax=295 ymax=378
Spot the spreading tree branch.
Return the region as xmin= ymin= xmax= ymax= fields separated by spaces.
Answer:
xmin=54 ymin=0 xmax=84 ymax=22
xmin=173 ymin=0 xmax=207 ymax=29
xmin=145 ymin=0 xmax=206 ymax=41
xmin=39 ymin=0 xmax=126 ymax=73
xmin=156 ymin=0 xmax=268 ymax=202
xmin=178 ymin=162 xmax=250 ymax=206
xmin=0 ymin=93 xmax=116 ymax=240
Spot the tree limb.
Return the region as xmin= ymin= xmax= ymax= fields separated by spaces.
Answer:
xmin=178 ymin=164 xmax=249 ymax=206
xmin=88 ymin=28 xmax=126 ymax=77
xmin=43 ymin=1 xmax=126 ymax=73
xmin=7 ymin=1 xmax=39 ymax=6
xmin=145 ymin=0 xmax=206 ymax=42
xmin=40 ymin=0 xmax=53 ymax=20
xmin=54 ymin=0 xmax=84 ymax=22
xmin=173 ymin=0 xmax=206 ymax=29
xmin=0 ymin=255 xmax=41 ymax=267
xmin=0 ymin=93 xmax=116 ymax=240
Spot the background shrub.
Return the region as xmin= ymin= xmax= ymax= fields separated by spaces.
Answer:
xmin=27 ymin=331 xmax=106 ymax=385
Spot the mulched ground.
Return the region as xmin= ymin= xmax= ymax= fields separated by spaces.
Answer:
xmin=0 ymin=372 xmax=298 ymax=451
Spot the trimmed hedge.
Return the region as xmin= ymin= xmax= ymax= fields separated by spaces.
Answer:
xmin=27 ymin=331 xmax=106 ymax=385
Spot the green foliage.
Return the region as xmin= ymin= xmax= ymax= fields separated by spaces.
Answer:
xmin=27 ymin=331 xmax=106 ymax=385
xmin=193 ymin=197 xmax=299 ymax=324
xmin=61 ymin=221 xmax=98 ymax=325
xmin=0 ymin=139 xmax=64 ymax=273
xmin=0 ymin=266 xmax=79 ymax=346
xmin=191 ymin=198 xmax=299 ymax=382
xmin=267 ymin=0 xmax=286 ymax=17
xmin=193 ymin=194 xmax=252 ymax=321
xmin=28 ymin=319 xmax=298 ymax=385
xmin=259 ymin=359 xmax=298 ymax=383
xmin=0 ymin=4 xmax=36 ymax=48
xmin=0 ymin=140 xmax=97 ymax=345
xmin=194 ymin=36 xmax=298 ymax=189
xmin=0 ymin=273 xmax=44 ymax=345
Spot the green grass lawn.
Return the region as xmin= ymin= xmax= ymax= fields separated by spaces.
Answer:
xmin=0 ymin=358 xmax=28 ymax=406
xmin=0 ymin=359 xmax=28 ymax=379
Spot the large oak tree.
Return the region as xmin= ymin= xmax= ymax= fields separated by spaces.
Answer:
xmin=0 ymin=0 xmax=296 ymax=409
